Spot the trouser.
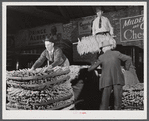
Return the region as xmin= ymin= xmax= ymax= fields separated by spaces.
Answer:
xmin=72 ymin=79 xmax=84 ymax=101
xmin=99 ymin=85 xmax=123 ymax=110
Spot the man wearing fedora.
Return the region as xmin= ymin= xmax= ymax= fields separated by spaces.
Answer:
xmin=88 ymin=40 xmax=132 ymax=110
xmin=30 ymin=35 xmax=70 ymax=72
xmin=92 ymin=6 xmax=114 ymax=36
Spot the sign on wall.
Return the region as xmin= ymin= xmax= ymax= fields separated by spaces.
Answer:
xmin=63 ymin=22 xmax=76 ymax=41
xmin=120 ymin=15 xmax=143 ymax=42
xmin=78 ymin=16 xmax=94 ymax=35
xmin=15 ymin=23 xmax=63 ymax=48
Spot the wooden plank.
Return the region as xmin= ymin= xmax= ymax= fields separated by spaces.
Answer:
xmin=58 ymin=7 xmax=70 ymax=21
xmin=8 ymin=6 xmax=67 ymax=22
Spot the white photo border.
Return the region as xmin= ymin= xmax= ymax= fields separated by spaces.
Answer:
xmin=2 ymin=1 xmax=147 ymax=119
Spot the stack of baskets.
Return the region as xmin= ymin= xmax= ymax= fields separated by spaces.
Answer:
xmin=6 ymin=66 xmax=74 ymax=110
xmin=122 ymin=83 xmax=144 ymax=110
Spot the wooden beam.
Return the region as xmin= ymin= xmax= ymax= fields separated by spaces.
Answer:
xmin=78 ymin=7 xmax=85 ymax=17
xmin=58 ymin=6 xmax=70 ymax=21
xmin=8 ymin=6 xmax=68 ymax=23
xmin=65 ymin=6 xmax=74 ymax=19
xmin=91 ymin=6 xmax=95 ymax=15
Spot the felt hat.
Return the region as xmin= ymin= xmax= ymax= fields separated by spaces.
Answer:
xmin=95 ymin=6 xmax=104 ymax=13
xmin=43 ymin=36 xmax=55 ymax=43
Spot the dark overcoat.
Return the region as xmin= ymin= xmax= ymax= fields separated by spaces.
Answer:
xmin=88 ymin=50 xmax=132 ymax=90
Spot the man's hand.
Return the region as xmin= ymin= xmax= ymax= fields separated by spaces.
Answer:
xmin=111 ymin=34 xmax=116 ymax=38
xmin=97 ymin=65 xmax=101 ymax=69
xmin=29 ymin=67 xmax=35 ymax=72
xmin=43 ymin=65 xmax=53 ymax=73
xmin=121 ymin=67 xmax=125 ymax=74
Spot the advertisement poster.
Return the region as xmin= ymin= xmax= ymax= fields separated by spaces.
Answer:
xmin=78 ymin=16 xmax=94 ymax=35
xmin=15 ymin=23 xmax=63 ymax=47
xmin=120 ymin=15 xmax=143 ymax=42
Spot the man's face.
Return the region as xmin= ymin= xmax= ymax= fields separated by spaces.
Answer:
xmin=45 ymin=41 xmax=54 ymax=51
xmin=96 ymin=10 xmax=103 ymax=17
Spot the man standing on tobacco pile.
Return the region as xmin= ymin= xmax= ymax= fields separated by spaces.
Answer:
xmin=88 ymin=40 xmax=132 ymax=110
xmin=92 ymin=6 xmax=114 ymax=36
xmin=91 ymin=6 xmax=116 ymax=56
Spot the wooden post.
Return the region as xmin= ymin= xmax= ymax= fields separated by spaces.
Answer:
xmin=132 ymin=47 xmax=135 ymax=65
